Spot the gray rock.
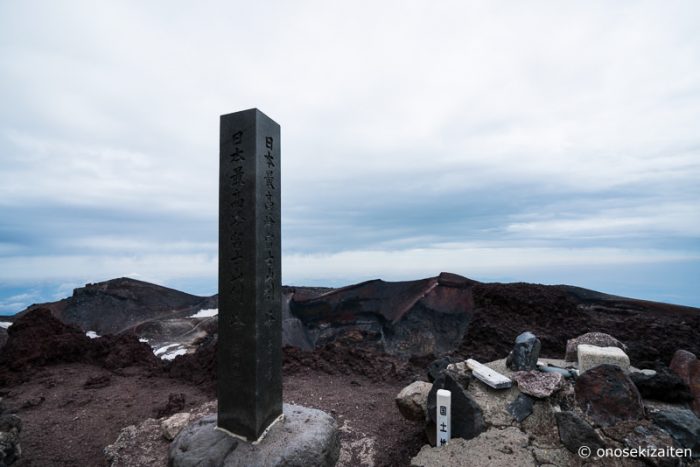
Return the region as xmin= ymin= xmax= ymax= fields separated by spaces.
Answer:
xmin=444 ymin=361 xmax=472 ymax=389
xmin=512 ymin=371 xmax=564 ymax=398
xmin=395 ymin=381 xmax=432 ymax=422
xmin=507 ymin=393 xmax=534 ymax=422
xmin=427 ymin=373 xmax=485 ymax=442
xmin=427 ymin=356 xmax=458 ymax=382
xmin=161 ymin=413 xmax=192 ymax=441
xmin=411 ymin=427 xmax=535 ymax=467
xmin=104 ymin=419 xmax=165 ymax=467
xmin=465 ymin=359 xmax=521 ymax=428
xmin=630 ymin=363 xmax=693 ymax=403
xmin=0 ymin=413 xmax=21 ymax=467
xmin=0 ymin=415 xmax=21 ymax=434
xmin=650 ymin=408 xmax=700 ymax=459
xmin=521 ymin=400 xmax=561 ymax=448
xmin=565 ymin=332 xmax=627 ymax=362
xmin=105 ymin=401 xmax=217 ymax=467
xmin=555 ymin=410 xmax=605 ymax=453
xmin=602 ymin=421 xmax=681 ymax=467
xmin=537 ymin=363 xmax=577 ymax=379
xmin=169 ymin=404 xmax=340 ymax=467
xmin=530 ymin=446 xmax=576 ymax=466
xmin=506 ymin=331 xmax=541 ymax=371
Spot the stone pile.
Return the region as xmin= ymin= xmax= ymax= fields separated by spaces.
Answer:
xmin=0 ymin=399 xmax=21 ymax=466
xmin=395 ymin=330 xmax=700 ymax=466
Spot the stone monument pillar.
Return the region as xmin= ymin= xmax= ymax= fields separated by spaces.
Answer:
xmin=218 ymin=108 xmax=283 ymax=442
xmin=169 ymin=109 xmax=339 ymax=467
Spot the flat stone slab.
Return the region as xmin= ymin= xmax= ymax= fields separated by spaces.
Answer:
xmin=169 ymin=404 xmax=339 ymax=467
xmin=512 ymin=371 xmax=564 ymax=398
xmin=578 ymin=344 xmax=630 ymax=374
xmin=467 ymin=359 xmax=513 ymax=389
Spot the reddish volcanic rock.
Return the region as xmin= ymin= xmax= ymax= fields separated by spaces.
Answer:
xmin=291 ymin=277 xmax=440 ymax=325
xmin=0 ymin=308 xmax=162 ymax=387
xmin=436 ymin=272 xmax=476 ymax=289
xmin=670 ymin=349 xmax=697 ymax=386
xmin=289 ymin=275 xmax=475 ymax=357
xmin=89 ymin=333 xmax=161 ymax=370
xmin=512 ymin=370 xmax=563 ymax=398
xmin=575 ymin=364 xmax=644 ymax=427
xmin=690 ymin=360 xmax=700 ymax=417
xmin=0 ymin=308 xmax=92 ymax=372
xmin=669 ymin=349 xmax=700 ymax=416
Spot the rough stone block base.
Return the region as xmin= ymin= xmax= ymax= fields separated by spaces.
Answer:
xmin=169 ymin=404 xmax=339 ymax=467
xmin=578 ymin=344 xmax=630 ymax=374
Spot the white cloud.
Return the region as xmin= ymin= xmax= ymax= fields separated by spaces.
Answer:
xmin=285 ymin=245 xmax=699 ymax=284
xmin=0 ymin=1 xmax=699 ymax=305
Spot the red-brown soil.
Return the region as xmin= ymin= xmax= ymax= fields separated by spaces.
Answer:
xmin=2 ymin=279 xmax=699 ymax=467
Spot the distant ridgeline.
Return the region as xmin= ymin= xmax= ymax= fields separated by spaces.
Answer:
xmin=4 ymin=274 xmax=699 ymax=365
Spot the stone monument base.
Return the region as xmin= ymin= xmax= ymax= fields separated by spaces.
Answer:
xmin=169 ymin=404 xmax=340 ymax=467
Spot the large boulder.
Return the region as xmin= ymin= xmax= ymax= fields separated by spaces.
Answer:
xmin=690 ymin=360 xmax=700 ymax=417
xmin=395 ymin=381 xmax=431 ymax=422
xmin=650 ymin=408 xmax=700 ymax=459
xmin=565 ymin=332 xmax=627 ymax=362
xmin=671 ymin=350 xmax=700 ymax=417
xmin=169 ymin=405 xmax=340 ymax=467
xmin=575 ymin=364 xmax=644 ymax=427
xmin=506 ymin=332 xmax=540 ymax=371
xmin=669 ymin=349 xmax=697 ymax=385
xmin=427 ymin=373 xmax=485 ymax=441
xmin=629 ymin=363 xmax=693 ymax=403
xmin=603 ymin=421 xmax=682 ymax=467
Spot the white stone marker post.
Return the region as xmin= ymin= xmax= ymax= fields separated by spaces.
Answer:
xmin=436 ymin=389 xmax=451 ymax=446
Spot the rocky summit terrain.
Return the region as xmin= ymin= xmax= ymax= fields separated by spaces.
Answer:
xmin=0 ymin=273 xmax=698 ymax=466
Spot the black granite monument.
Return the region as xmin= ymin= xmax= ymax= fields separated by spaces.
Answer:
xmin=218 ymin=108 xmax=282 ymax=442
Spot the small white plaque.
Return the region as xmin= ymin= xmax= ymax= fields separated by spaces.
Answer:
xmin=466 ymin=358 xmax=513 ymax=389
xmin=436 ymin=389 xmax=451 ymax=447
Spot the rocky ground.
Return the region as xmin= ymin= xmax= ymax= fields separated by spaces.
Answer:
xmin=0 ymin=309 xmax=425 ymax=466
xmin=1 ymin=363 xmax=422 ymax=467
xmin=1 ymin=275 xmax=699 ymax=466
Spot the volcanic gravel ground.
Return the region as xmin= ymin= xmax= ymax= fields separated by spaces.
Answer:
xmin=2 ymin=363 xmax=423 ymax=466
xmin=3 ymin=364 xmax=210 ymax=467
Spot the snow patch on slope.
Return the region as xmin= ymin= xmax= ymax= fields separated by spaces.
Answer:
xmin=190 ymin=308 xmax=218 ymax=318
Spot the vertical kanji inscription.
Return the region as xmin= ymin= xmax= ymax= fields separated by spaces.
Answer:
xmin=218 ymin=109 xmax=282 ymax=442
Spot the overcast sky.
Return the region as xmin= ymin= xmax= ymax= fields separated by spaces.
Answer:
xmin=1 ymin=1 xmax=699 ymax=313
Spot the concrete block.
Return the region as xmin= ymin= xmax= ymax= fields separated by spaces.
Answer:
xmin=577 ymin=344 xmax=630 ymax=374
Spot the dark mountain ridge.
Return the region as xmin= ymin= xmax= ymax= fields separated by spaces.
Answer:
xmin=15 ymin=277 xmax=217 ymax=335
xmin=6 ymin=273 xmax=698 ymax=366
